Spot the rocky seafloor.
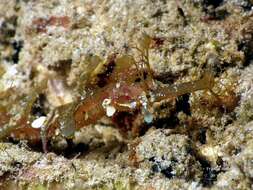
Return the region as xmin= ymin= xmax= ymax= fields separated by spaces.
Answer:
xmin=1 ymin=0 xmax=253 ymax=189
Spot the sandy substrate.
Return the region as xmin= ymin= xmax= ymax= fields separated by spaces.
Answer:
xmin=0 ymin=0 xmax=253 ymax=189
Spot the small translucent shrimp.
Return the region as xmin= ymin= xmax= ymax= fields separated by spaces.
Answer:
xmin=0 ymin=34 xmax=216 ymax=145
xmin=73 ymin=52 xmax=215 ymax=135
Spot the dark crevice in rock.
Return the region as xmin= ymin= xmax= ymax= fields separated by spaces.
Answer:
xmin=31 ymin=94 xmax=47 ymax=117
xmin=212 ymin=62 xmax=231 ymax=77
xmin=48 ymin=59 xmax=72 ymax=76
xmin=151 ymin=114 xmax=179 ymax=129
xmin=203 ymin=0 xmax=224 ymax=8
xmin=196 ymin=0 xmax=232 ymax=21
xmin=198 ymin=157 xmax=220 ymax=187
xmin=0 ymin=16 xmax=17 ymax=42
xmin=188 ymin=148 xmax=223 ymax=187
xmin=237 ymin=0 xmax=253 ymax=11
xmin=201 ymin=8 xmax=229 ymax=21
xmin=161 ymin=166 xmax=174 ymax=178
xmin=11 ymin=40 xmax=23 ymax=64
xmin=198 ymin=128 xmax=207 ymax=144
xmin=62 ymin=139 xmax=89 ymax=158
xmin=238 ymin=41 xmax=253 ymax=67
xmin=150 ymin=158 xmax=175 ymax=179
xmin=145 ymin=94 xmax=191 ymax=131
xmin=176 ymin=94 xmax=191 ymax=116
xmin=0 ymin=15 xmax=22 ymax=64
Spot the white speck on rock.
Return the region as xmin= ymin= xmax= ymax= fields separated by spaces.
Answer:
xmin=102 ymin=98 xmax=116 ymax=117
xmin=31 ymin=116 xmax=47 ymax=129
xmin=106 ymin=105 xmax=116 ymax=117
xmin=116 ymin=82 xmax=121 ymax=88
xmin=102 ymin=98 xmax=112 ymax=108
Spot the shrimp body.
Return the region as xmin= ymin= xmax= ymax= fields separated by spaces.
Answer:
xmin=74 ymin=81 xmax=144 ymax=128
xmin=0 ymin=35 xmax=216 ymax=142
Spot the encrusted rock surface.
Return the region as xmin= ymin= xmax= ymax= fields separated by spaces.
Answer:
xmin=1 ymin=0 xmax=253 ymax=189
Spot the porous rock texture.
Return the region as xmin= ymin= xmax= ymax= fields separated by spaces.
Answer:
xmin=1 ymin=0 xmax=253 ymax=189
